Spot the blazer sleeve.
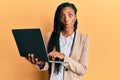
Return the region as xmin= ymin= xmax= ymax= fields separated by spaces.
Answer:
xmin=63 ymin=35 xmax=89 ymax=76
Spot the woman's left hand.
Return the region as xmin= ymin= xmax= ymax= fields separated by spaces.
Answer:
xmin=48 ymin=51 xmax=65 ymax=60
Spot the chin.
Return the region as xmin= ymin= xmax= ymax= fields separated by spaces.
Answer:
xmin=64 ymin=28 xmax=70 ymax=31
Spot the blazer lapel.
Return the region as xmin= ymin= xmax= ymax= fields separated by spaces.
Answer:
xmin=70 ymin=30 xmax=79 ymax=59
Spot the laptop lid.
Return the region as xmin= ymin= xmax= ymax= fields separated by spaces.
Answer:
xmin=12 ymin=28 xmax=49 ymax=62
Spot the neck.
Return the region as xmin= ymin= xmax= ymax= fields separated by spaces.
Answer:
xmin=62 ymin=29 xmax=74 ymax=37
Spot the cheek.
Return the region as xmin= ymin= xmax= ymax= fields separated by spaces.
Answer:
xmin=60 ymin=19 xmax=65 ymax=24
xmin=71 ymin=18 xmax=76 ymax=25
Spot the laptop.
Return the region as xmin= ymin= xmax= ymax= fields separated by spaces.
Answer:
xmin=12 ymin=28 xmax=68 ymax=64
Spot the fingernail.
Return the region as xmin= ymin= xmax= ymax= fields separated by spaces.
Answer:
xmin=31 ymin=54 xmax=33 ymax=56
xmin=35 ymin=58 xmax=38 ymax=60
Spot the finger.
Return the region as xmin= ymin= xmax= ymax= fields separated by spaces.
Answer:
xmin=31 ymin=54 xmax=35 ymax=63
xmin=48 ymin=51 xmax=54 ymax=55
xmin=48 ymin=52 xmax=55 ymax=59
xmin=52 ymin=53 xmax=57 ymax=59
xmin=52 ymin=50 xmax=56 ymax=53
xmin=28 ymin=53 xmax=31 ymax=61
xmin=35 ymin=58 xmax=44 ymax=65
xmin=53 ymin=52 xmax=58 ymax=57
xmin=35 ymin=58 xmax=40 ymax=65
xmin=53 ymin=52 xmax=62 ymax=59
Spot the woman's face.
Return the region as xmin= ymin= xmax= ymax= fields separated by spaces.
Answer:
xmin=60 ymin=7 xmax=77 ymax=32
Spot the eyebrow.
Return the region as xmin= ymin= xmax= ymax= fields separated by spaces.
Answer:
xmin=67 ymin=11 xmax=74 ymax=13
xmin=61 ymin=11 xmax=74 ymax=14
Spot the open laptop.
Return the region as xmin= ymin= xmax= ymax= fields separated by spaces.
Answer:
xmin=12 ymin=28 xmax=68 ymax=64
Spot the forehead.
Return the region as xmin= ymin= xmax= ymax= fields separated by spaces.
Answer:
xmin=61 ymin=7 xmax=75 ymax=13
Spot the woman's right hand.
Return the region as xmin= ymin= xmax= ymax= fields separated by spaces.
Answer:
xmin=27 ymin=53 xmax=45 ymax=66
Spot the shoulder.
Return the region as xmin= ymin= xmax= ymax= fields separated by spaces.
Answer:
xmin=76 ymin=30 xmax=89 ymax=48
xmin=76 ymin=30 xmax=88 ymax=39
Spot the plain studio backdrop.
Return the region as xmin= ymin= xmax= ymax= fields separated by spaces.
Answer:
xmin=0 ymin=0 xmax=120 ymax=80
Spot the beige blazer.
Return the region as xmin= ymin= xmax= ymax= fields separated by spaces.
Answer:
xmin=37 ymin=30 xmax=89 ymax=80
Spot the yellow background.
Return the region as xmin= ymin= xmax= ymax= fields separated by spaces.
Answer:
xmin=0 ymin=0 xmax=120 ymax=80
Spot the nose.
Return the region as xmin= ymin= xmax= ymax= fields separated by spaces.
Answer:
xmin=65 ymin=16 xmax=69 ymax=23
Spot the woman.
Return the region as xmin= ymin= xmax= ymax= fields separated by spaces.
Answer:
xmin=27 ymin=2 xmax=89 ymax=80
